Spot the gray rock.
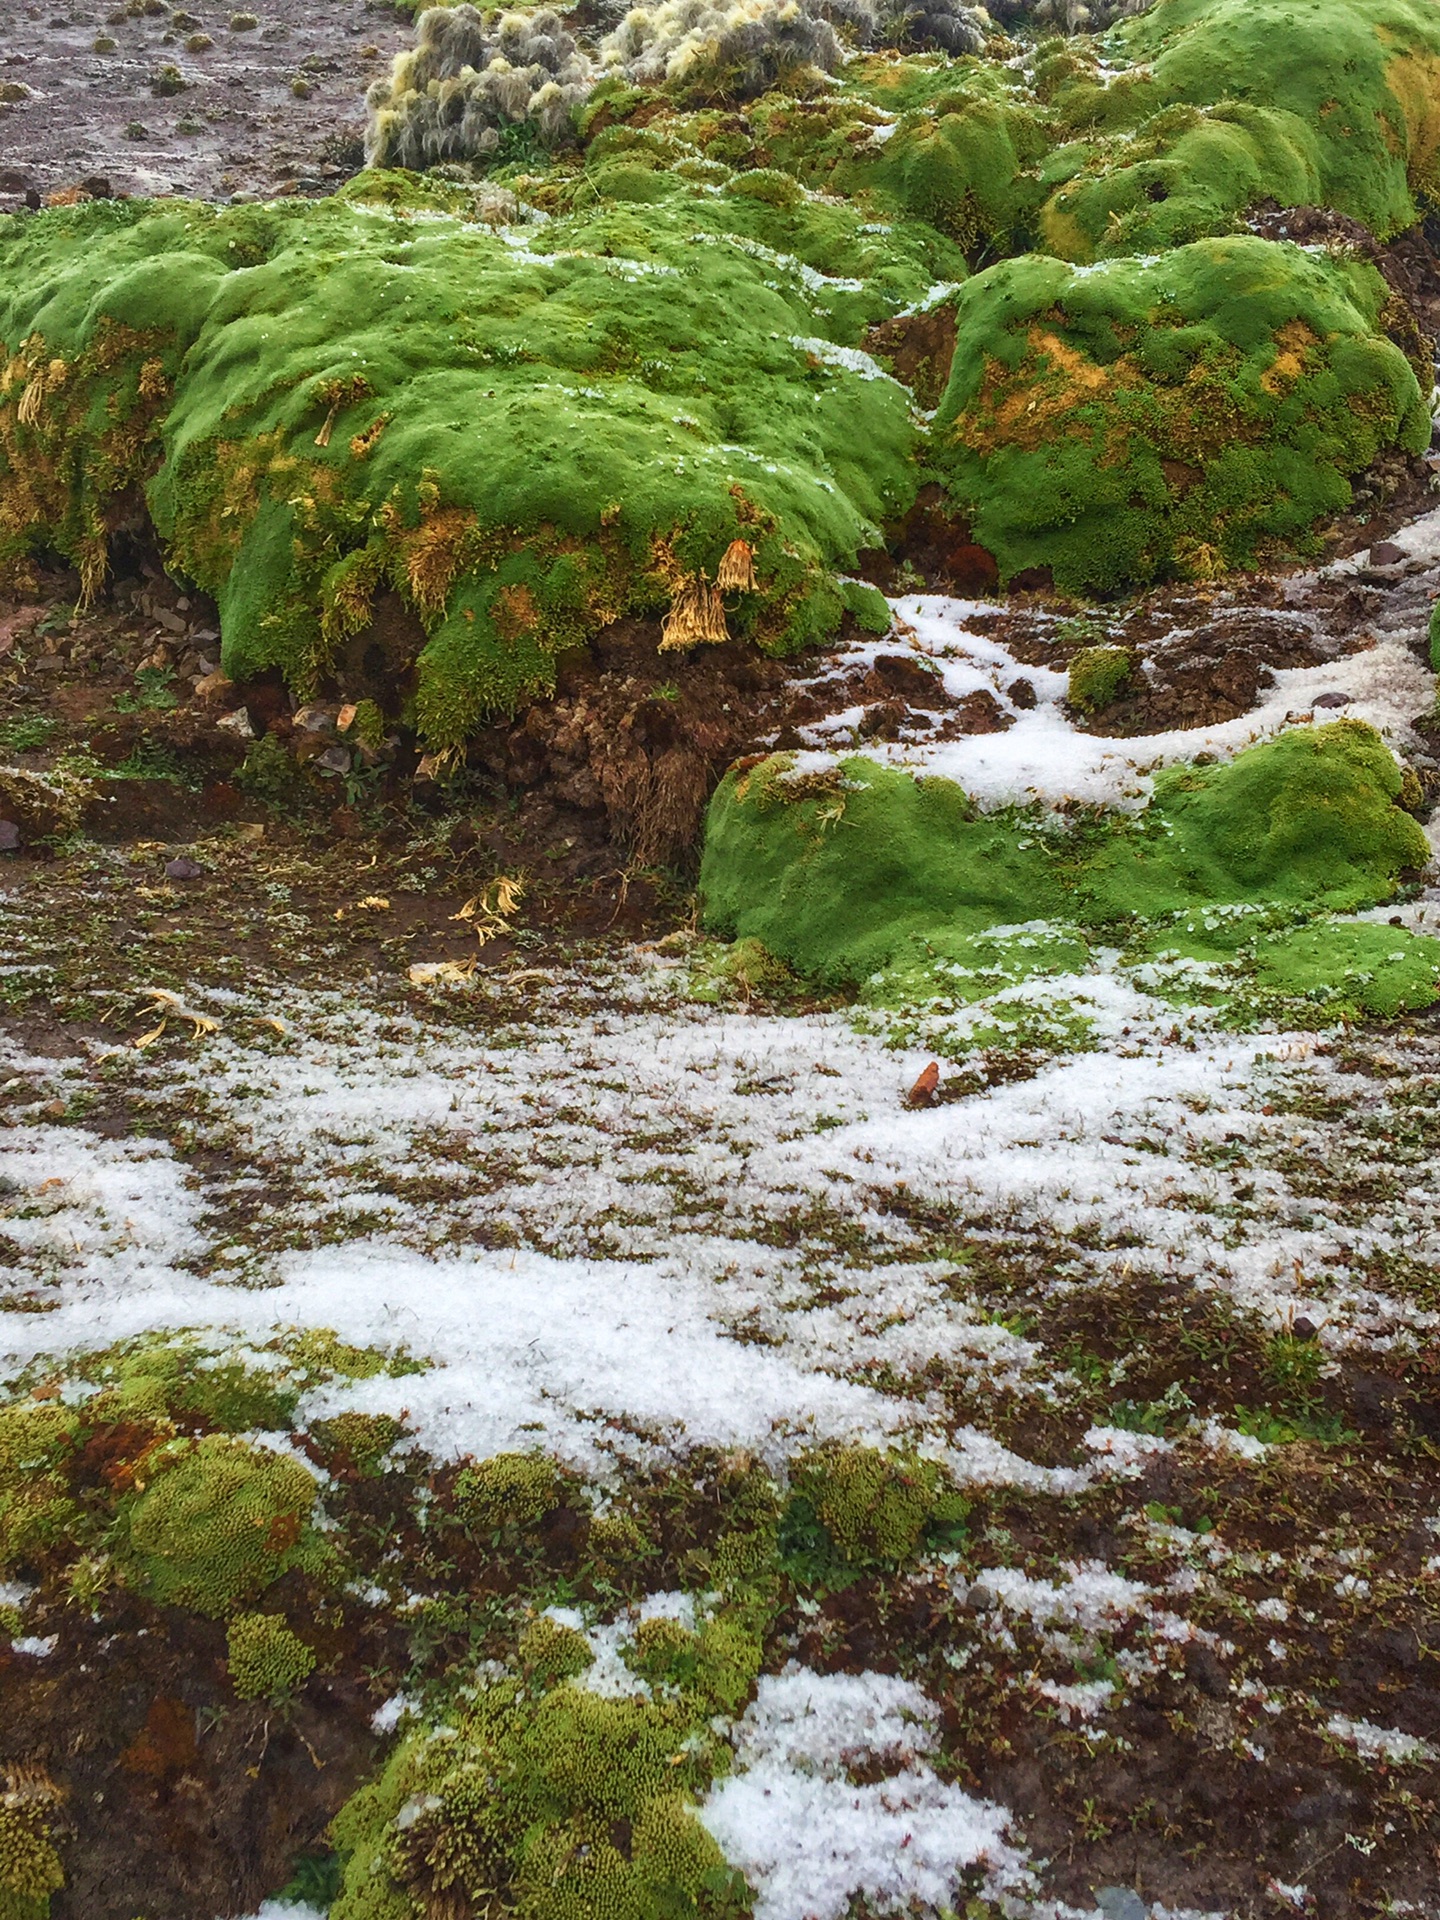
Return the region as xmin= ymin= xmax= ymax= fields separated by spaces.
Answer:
xmin=164 ymin=856 xmax=204 ymax=881
xmin=963 ymin=1581 xmax=996 ymax=1612
xmin=1312 ymin=690 xmax=1350 ymax=708
xmin=315 ymin=744 xmax=352 ymax=774
xmin=0 ymin=820 xmax=19 ymax=852
xmin=1094 ymin=1890 xmax=1146 ymax=1920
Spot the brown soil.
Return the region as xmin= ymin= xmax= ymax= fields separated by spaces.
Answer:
xmin=0 ymin=0 xmax=411 ymax=207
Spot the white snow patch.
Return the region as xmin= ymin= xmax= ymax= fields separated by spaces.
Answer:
xmin=1327 ymin=1714 xmax=1439 ymax=1765
xmin=700 ymin=1668 xmax=1026 ymax=1920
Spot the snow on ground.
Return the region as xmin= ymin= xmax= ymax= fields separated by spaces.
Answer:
xmin=0 ymin=950 xmax=1434 ymax=1476
xmin=700 ymin=1668 xmax=1028 ymax=1920
xmin=787 ymin=511 xmax=1440 ymax=811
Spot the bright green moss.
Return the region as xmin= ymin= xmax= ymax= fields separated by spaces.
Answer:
xmin=0 ymin=1404 xmax=80 ymax=1577
xmin=0 ymin=1805 xmax=63 ymax=1920
xmin=1429 ymin=599 xmax=1440 ymax=671
xmin=307 ymin=1411 xmax=406 ymax=1477
xmin=1101 ymin=0 xmax=1440 ymax=245
xmin=700 ymin=723 xmax=1431 ymax=997
xmin=226 ymin=1610 xmax=318 ymax=1701
xmin=1249 ymin=919 xmax=1440 ymax=1020
xmin=330 ymin=1678 xmax=747 ymax=1920
xmin=791 ymin=1444 xmax=959 ymax=1567
xmin=0 ymin=187 xmax=928 ymax=742
xmin=454 ymin=1452 xmax=559 ymax=1532
xmin=932 ymin=238 xmax=1429 ymax=593
xmin=119 ymin=1434 xmax=328 ymax=1616
xmin=519 ymin=1614 xmax=595 ymax=1685
xmin=1067 ymin=644 xmax=1133 ymax=713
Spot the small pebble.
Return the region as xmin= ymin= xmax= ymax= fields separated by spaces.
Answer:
xmin=1292 ymin=1316 xmax=1318 ymax=1340
xmin=1095 ymin=1891 xmax=1146 ymax=1920
xmin=165 ymin=856 xmax=203 ymax=881
xmin=964 ymin=1581 xmax=996 ymax=1612
xmin=1312 ymin=690 xmax=1350 ymax=708
xmin=0 ymin=821 xmax=19 ymax=852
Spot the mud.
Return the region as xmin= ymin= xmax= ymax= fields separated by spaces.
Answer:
xmin=0 ymin=0 xmax=409 ymax=206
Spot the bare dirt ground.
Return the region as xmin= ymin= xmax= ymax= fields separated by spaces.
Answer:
xmin=0 ymin=0 xmax=410 ymax=205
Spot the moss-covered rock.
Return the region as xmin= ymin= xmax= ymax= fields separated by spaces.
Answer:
xmin=0 ymin=184 xmax=936 ymax=743
xmin=1039 ymin=0 xmax=1440 ymax=258
xmin=932 ymin=237 xmax=1429 ymax=591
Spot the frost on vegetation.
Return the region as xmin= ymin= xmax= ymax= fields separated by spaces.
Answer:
xmin=601 ymin=0 xmax=846 ymax=99
xmin=365 ymin=5 xmax=592 ymax=169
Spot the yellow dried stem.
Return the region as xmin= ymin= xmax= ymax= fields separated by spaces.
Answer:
xmin=660 ymin=577 xmax=728 ymax=652
xmin=76 ymin=535 xmax=108 ymax=609
xmin=404 ymin=506 xmax=475 ymax=617
xmin=350 ymin=413 xmax=391 ymax=461
xmin=716 ymin=538 xmax=758 ymax=593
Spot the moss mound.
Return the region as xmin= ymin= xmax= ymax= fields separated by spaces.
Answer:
xmin=226 ymin=1610 xmax=318 ymax=1701
xmin=699 ymin=722 xmax=1430 ymax=987
xmin=119 ymin=1434 xmax=328 ymax=1616
xmin=330 ymin=1668 xmax=751 ymax=1918
xmin=1039 ymin=0 xmax=1440 ymax=258
xmin=931 ymin=237 xmax=1428 ymax=591
xmin=0 ymin=185 xmax=938 ymax=743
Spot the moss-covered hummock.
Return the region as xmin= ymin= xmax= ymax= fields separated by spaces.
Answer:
xmin=118 ymin=1434 xmax=329 ymax=1616
xmin=329 ymin=1647 xmax=755 ymax=1919
xmin=930 ymin=236 xmax=1428 ymax=593
xmin=0 ymin=181 xmax=943 ymax=744
xmin=699 ymin=722 xmax=1434 ymax=1006
xmin=1036 ymin=0 xmax=1440 ymax=260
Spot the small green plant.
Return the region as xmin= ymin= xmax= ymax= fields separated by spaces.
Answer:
xmin=0 ymin=718 xmax=57 ymax=754
xmin=149 ymin=62 xmax=190 ymax=94
xmin=226 ymin=1611 xmax=317 ymax=1702
xmin=1428 ymin=599 xmax=1440 ymax=672
xmin=185 ymin=30 xmax=212 ymax=47
xmin=114 ymin=666 xmax=178 ymax=712
xmin=234 ymin=733 xmax=314 ymax=817
xmin=108 ymin=740 xmax=188 ymax=783
xmin=1067 ymin=644 xmax=1134 ymax=714
xmin=228 ymin=9 xmax=257 ymax=24
xmin=274 ymin=1852 xmax=344 ymax=1908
